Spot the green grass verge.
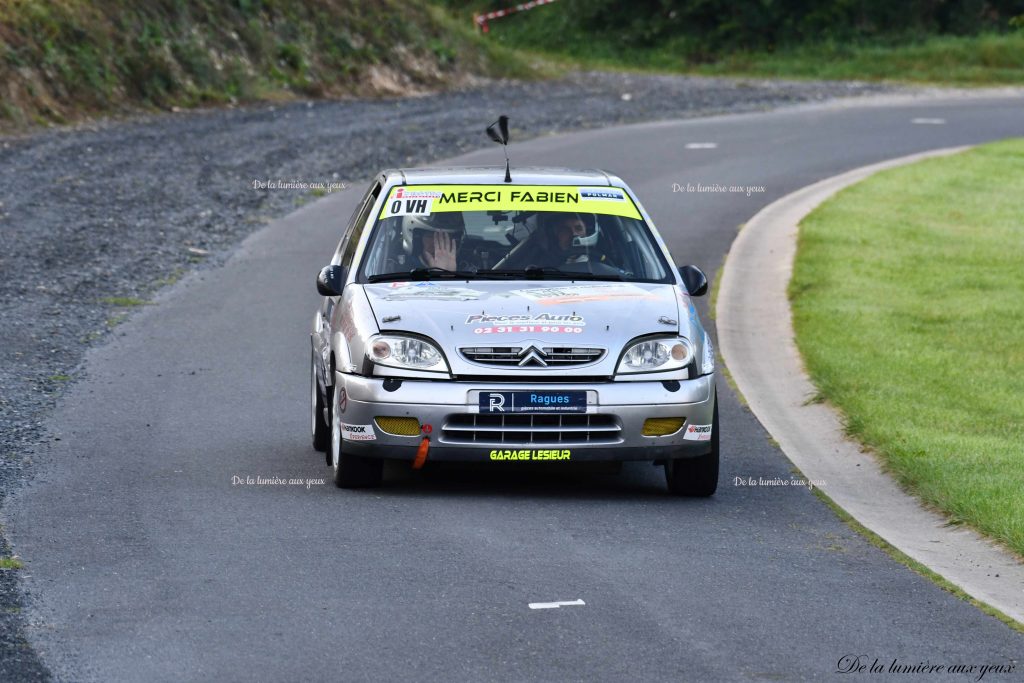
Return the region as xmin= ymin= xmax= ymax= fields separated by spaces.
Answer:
xmin=691 ymin=34 xmax=1024 ymax=84
xmin=790 ymin=138 xmax=1024 ymax=558
xmin=444 ymin=0 xmax=1024 ymax=86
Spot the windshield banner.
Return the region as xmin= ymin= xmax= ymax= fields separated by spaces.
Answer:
xmin=379 ymin=184 xmax=643 ymax=220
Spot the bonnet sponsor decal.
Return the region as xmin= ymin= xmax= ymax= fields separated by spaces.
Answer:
xmin=473 ymin=325 xmax=583 ymax=335
xmin=466 ymin=312 xmax=587 ymax=335
xmin=512 ymin=283 xmax=658 ymax=305
xmin=465 ymin=313 xmax=585 ymax=325
xmin=378 ymin=282 xmax=483 ymax=301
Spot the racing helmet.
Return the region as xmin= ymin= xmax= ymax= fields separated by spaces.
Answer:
xmin=400 ymin=212 xmax=466 ymax=259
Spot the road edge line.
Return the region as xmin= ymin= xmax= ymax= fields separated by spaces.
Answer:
xmin=716 ymin=146 xmax=1024 ymax=627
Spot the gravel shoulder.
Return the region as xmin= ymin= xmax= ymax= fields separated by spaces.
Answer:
xmin=0 ymin=71 xmax=902 ymax=681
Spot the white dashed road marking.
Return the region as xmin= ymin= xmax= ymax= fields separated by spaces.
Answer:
xmin=685 ymin=142 xmax=718 ymax=149
xmin=528 ymin=599 xmax=586 ymax=610
xmin=911 ymin=118 xmax=946 ymax=125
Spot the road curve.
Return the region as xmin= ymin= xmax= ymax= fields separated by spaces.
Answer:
xmin=9 ymin=94 xmax=1024 ymax=682
xmin=716 ymin=145 xmax=1024 ymax=624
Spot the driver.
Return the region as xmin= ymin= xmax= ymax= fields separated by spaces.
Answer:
xmin=552 ymin=213 xmax=588 ymax=252
xmin=401 ymin=212 xmax=465 ymax=271
xmin=540 ymin=212 xmax=613 ymax=267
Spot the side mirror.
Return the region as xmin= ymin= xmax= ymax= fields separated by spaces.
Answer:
xmin=678 ymin=265 xmax=708 ymax=297
xmin=316 ymin=265 xmax=347 ymax=297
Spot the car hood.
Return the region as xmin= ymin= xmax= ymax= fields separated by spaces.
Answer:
xmin=362 ymin=281 xmax=689 ymax=377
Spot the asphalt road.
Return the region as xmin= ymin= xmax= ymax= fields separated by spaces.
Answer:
xmin=9 ymin=94 xmax=1024 ymax=682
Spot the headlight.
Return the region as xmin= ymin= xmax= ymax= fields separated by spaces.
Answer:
xmin=617 ymin=338 xmax=693 ymax=374
xmin=367 ymin=335 xmax=448 ymax=373
xmin=701 ymin=330 xmax=715 ymax=375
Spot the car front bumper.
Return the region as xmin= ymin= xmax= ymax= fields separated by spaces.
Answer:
xmin=334 ymin=373 xmax=716 ymax=463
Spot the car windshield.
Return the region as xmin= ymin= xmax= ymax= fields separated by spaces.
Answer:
xmin=358 ymin=184 xmax=673 ymax=283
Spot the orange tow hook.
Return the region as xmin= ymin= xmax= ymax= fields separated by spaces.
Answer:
xmin=412 ymin=436 xmax=430 ymax=470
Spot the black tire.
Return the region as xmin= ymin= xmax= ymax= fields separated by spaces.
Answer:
xmin=329 ymin=378 xmax=383 ymax=488
xmin=311 ymin=350 xmax=331 ymax=453
xmin=665 ymin=396 xmax=719 ymax=497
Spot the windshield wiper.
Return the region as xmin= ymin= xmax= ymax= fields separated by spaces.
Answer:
xmin=487 ymin=267 xmax=623 ymax=281
xmin=368 ymin=268 xmax=494 ymax=283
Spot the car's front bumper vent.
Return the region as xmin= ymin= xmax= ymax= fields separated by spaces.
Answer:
xmin=460 ymin=346 xmax=605 ymax=367
xmin=441 ymin=413 xmax=621 ymax=445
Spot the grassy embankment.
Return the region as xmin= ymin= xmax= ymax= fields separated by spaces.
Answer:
xmin=441 ymin=1 xmax=1024 ymax=85
xmin=0 ymin=0 xmax=539 ymax=131
xmin=789 ymin=139 xmax=1024 ymax=558
xmin=5 ymin=1 xmax=1022 ymax=133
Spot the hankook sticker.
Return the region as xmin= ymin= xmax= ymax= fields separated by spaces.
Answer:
xmin=341 ymin=423 xmax=376 ymax=441
xmin=683 ymin=424 xmax=712 ymax=441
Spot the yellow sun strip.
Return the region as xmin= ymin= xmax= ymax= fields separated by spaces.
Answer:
xmin=379 ymin=184 xmax=642 ymax=220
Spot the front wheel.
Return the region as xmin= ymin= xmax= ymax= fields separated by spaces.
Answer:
xmin=665 ymin=396 xmax=719 ymax=497
xmin=329 ymin=377 xmax=383 ymax=489
xmin=311 ymin=350 xmax=330 ymax=453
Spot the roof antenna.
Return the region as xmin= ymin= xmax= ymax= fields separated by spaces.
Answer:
xmin=486 ymin=115 xmax=511 ymax=183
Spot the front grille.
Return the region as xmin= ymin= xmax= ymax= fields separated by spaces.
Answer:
xmin=441 ymin=413 xmax=621 ymax=445
xmin=460 ymin=346 xmax=605 ymax=368
xmin=542 ymin=348 xmax=606 ymax=364
xmin=459 ymin=347 xmax=521 ymax=364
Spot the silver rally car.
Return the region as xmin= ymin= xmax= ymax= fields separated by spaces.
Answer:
xmin=310 ymin=166 xmax=718 ymax=495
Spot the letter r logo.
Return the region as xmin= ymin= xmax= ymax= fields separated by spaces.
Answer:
xmin=488 ymin=393 xmax=506 ymax=412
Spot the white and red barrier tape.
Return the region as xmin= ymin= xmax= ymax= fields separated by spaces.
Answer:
xmin=473 ymin=0 xmax=561 ymax=33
